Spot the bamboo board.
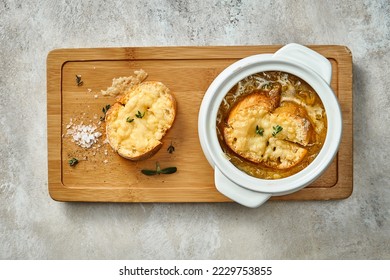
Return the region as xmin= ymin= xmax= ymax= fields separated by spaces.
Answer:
xmin=47 ymin=45 xmax=353 ymax=203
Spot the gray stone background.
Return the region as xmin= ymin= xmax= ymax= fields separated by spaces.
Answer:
xmin=1 ymin=0 xmax=389 ymax=259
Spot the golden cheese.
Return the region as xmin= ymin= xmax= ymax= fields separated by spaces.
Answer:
xmin=223 ymin=90 xmax=313 ymax=169
xmin=105 ymin=81 xmax=176 ymax=160
xmin=223 ymin=103 xmax=310 ymax=169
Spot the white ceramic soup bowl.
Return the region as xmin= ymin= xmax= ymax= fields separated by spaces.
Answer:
xmin=198 ymin=43 xmax=342 ymax=208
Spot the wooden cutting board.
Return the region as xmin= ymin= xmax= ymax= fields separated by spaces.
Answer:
xmin=47 ymin=45 xmax=353 ymax=203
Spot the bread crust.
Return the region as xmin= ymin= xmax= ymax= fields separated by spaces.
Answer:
xmin=105 ymin=81 xmax=176 ymax=161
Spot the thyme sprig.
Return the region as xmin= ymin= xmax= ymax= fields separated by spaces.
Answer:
xmin=68 ymin=157 xmax=79 ymax=166
xmin=75 ymin=75 xmax=83 ymax=86
xmin=272 ymin=125 xmax=283 ymax=136
xmin=100 ymin=104 xmax=111 ymax=121
xmin=255 ymin=125 xmax=264 ymax=136
xmin=167 ymin=141 xmax=175 ymax=153
xmin=141 ymin=162 xmax=177 ymax=176
xmin=135 ymin=111 xmax=145 ymax=119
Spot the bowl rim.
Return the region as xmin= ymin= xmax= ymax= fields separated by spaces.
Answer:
xmin=198 ymin=54 xmax=342 ymax=195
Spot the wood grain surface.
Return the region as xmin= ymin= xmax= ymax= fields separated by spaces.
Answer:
xmin=47 ymin=45 xmax=353 ymax=202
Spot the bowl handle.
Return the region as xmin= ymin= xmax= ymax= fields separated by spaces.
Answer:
xmin=273 ymin=43 xmax=332 ymax=85
xmin=215 ymin=167 xmax=271 ymax=208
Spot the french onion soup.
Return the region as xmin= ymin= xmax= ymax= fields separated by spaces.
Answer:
xmin=216 ymin=71 xmax=327 ymax=179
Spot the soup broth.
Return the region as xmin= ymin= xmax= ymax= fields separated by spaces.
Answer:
xmin=216 ymin=71 xmax=327 ymax=179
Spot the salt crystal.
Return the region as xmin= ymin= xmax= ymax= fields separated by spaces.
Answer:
xmin=66 ymin=123 xmax=102 ymax=149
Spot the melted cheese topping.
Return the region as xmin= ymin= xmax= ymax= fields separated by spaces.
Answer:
xmin=224 ymin=103 xmax=310 ymax=169
xmin=106 ymin=82 xmax=175 ymax=159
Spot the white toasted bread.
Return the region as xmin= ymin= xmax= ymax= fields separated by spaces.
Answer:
xmin=223 ymin=87 xmax=313 ymax=169
xmin=105 ymin=81 xmax=176 ymax=161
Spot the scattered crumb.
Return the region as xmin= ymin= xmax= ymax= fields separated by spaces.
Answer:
xmin=101 ymin=69 xmax=148 ymax=97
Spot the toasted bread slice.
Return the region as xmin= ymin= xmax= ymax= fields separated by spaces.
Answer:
xmin=223 ymin=88 xmax=312 ymax=169
xmin=229 ymin=83 xmax=281 ymax=115
xmin=105 ymin=81 xmax=176 ymax=161
xmin=271 ymin=102 xmax=313 ymax=146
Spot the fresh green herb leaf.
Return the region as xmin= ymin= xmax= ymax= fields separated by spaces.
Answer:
xmin=126 ymin=117 xmax=134 ymax=123
xmin=135 ymin=110 xmax=145 ymax=118
xmin=100 ymin=104 xmax=111 ymax=121
xmin=255 ymin=125 xmax=264 ymax=136
xmin=75 ymin=75 xmax=83 ymax=86
xmin=141 ymin=169 xmax=158 ymax=176
xmin=160 ymin=167 xmax=177 ymax=174
xmin=141 ymin=162 xmax=177 ymax=176
xmin=272 ymin=125 xmax=283 ymax=136
xmin=167 ymin=142 xmax=175 ymax=153
xmin=102 ymin=104 xmax=111 ymax=114
xmin=68 ymin=157 xmax=79 ymax=166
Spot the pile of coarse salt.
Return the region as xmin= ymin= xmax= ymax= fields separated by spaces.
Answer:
xmin=66 ymin=120 xmax=102 ymax=149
